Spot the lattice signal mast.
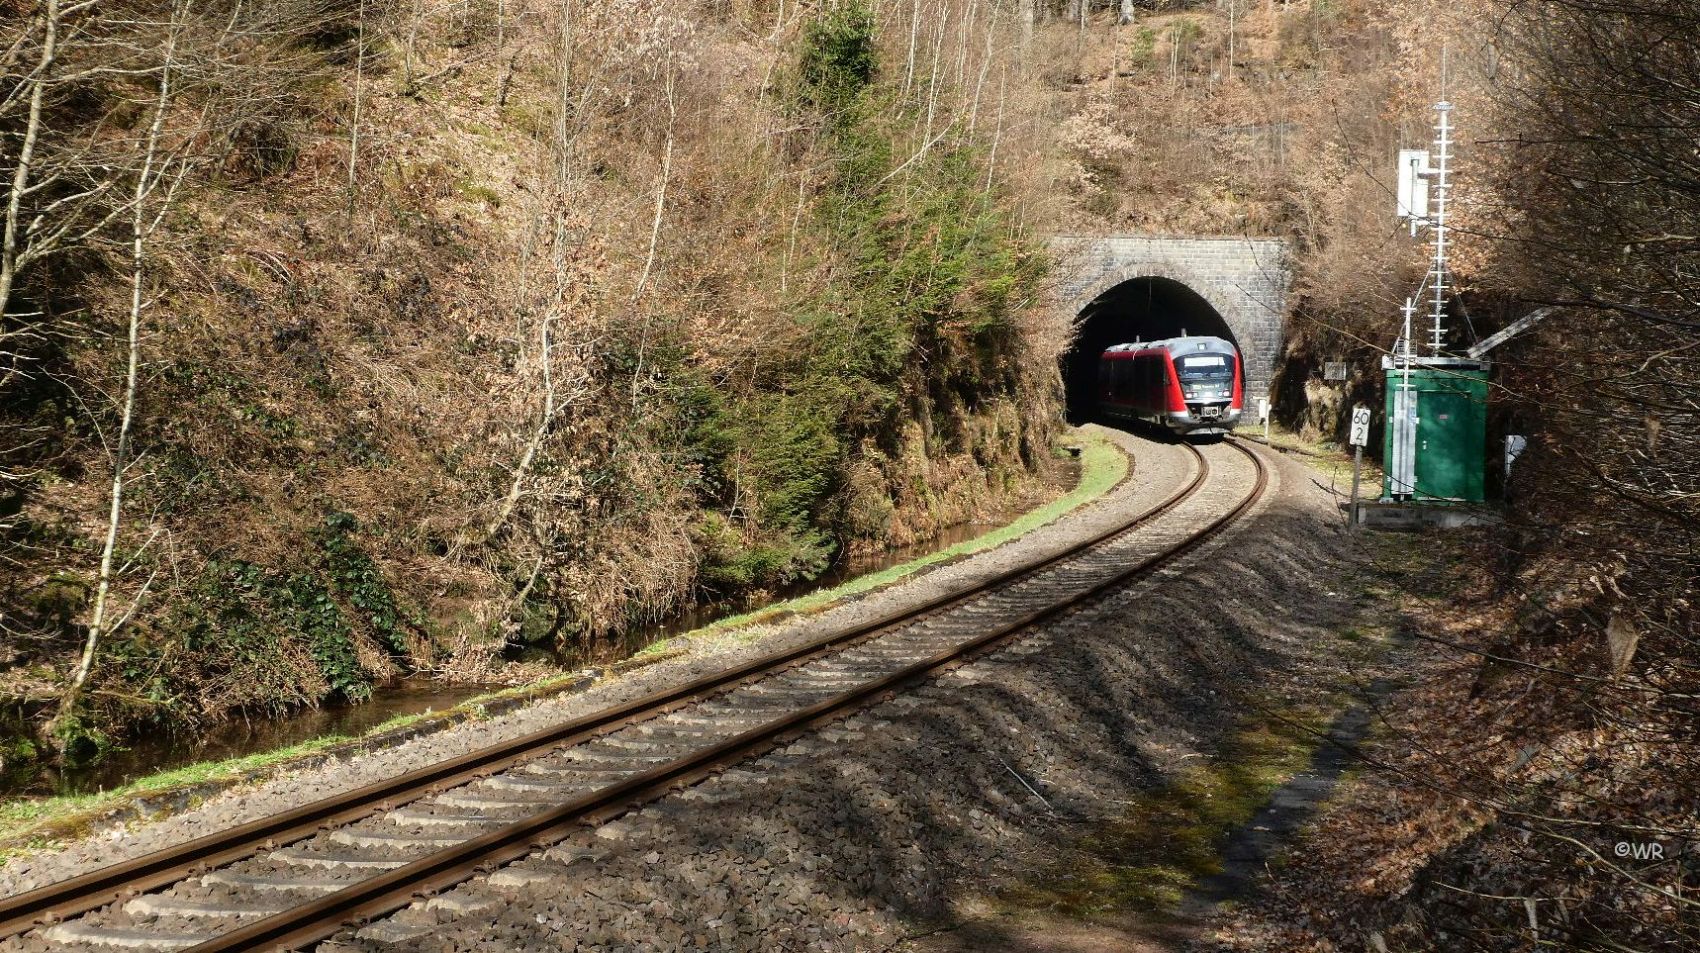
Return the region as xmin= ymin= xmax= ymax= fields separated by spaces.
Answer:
xmin=1396 ymin=99 xmax=1456 ymax=355
xmin=1387 ymin=98 xmax=1467 ymax=500
xmin=1380 ymin=96 xmax=1491 ymax=506
xmin=1426 ymin=101 xmax=1453 ymax=355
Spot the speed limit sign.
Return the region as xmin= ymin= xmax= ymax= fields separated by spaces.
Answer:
xmin=1347 ymin=405 xmax=1372 ymax=530
xmin=1349 ymin=405 xmax=1372 ymax=447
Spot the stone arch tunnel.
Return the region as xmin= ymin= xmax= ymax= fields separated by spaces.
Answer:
xmin=1051 ymin=235 xmax=1291 ymax=424
xmin=1063 ymin=276 xmax=1240 ymax=422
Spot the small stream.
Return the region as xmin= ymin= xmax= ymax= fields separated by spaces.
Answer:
xmin=6 ymin=462 xmax=1077 ymax=801
xmin=3 ymin=678 xmax=502 ymax=800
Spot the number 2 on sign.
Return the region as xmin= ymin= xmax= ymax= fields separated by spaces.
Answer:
xmin=1350 ymin=406 xmax=1372 ymax=447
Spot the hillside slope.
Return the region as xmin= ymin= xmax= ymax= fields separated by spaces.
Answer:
xmin=0 ymin=0 xmax=1064 ymax=755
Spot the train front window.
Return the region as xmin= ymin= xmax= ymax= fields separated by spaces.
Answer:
xmin=1176 ymin=354 xmax=1234 ymax=382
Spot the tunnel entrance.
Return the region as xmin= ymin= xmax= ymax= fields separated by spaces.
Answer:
xmin=1062 ymin=276 xmax=1239 ymax=423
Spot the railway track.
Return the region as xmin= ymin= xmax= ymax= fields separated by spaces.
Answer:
xmin=1 ymin=436 xmax=1267 ymax=953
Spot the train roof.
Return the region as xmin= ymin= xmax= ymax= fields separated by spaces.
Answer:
xmin=1101 ymin=335 xmax=1237 ymax=356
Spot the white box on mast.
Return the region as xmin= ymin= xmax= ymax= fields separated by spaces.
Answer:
xmin=1396 ymin=148 xmax=1431 ymax=232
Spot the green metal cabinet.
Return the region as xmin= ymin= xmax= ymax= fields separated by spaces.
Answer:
xmin=1382 ymin=361 xmax=1489 ymax=503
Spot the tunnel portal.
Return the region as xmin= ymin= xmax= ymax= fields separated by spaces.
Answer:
xmin=1050 ymin=235 xmax=1291 ymax=423
xmin=1063 ymin=277 xmax=1239 ymax=423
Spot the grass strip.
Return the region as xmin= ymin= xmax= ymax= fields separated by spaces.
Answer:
xmin=635 ymin=431 xmax=1129 ymax=652
xmin=0 ymin=734 xmax=355 ymax=851
xmin=1236 ymin=421 xmax=1385 ymax=487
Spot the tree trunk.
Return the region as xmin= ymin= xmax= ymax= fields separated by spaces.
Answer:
xmin=923 ymin=13 xmax=947 ymax=144
xmin=1228 ymin=0 xmax=1236 ymax=80
xmin=984 ymin=67 xmax=1007 ymax=193
xmin=486 ymin=244 xmax=558 ymax=543
xmin=348 ymin=0 xmax=366 ymax=210
xmin=0 ymin=1 xmax=58 ymax=324
xmin=52 ymin=4 xmax=180 ymax=746
xmin=630 ymin=71 xmax=677 ymax=407
xmin=967 ymin=2 xmax=997 ymax=133
xmin=782 ymin=171 xmax=807 ymax=294
xmin=903 ymin=0 xmax=921 ymax=96
xmin=404 ymin=0 xmax=424 ymax=93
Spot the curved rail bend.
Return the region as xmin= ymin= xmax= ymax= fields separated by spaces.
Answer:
xmin=192 ymin=439 xmax=1267 ymax=953
xmin=0 ymin=439 xmax=1213 ymax=944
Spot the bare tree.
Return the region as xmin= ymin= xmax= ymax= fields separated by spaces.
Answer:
xmin=983 ymin=65 xmax=1007 ymax=192
xmin=629 ymin=67 xmax=677 ymax=408
xmin=349 ymin=0 xmax=367 ymax=207
xmin=49 ymin=0 xmax=194 ymax=743
xmin=0 ymin=3 xmax=59 ymax=333
xmin=904 ymin=0 xmax=922 ymax=96
xmin=403 ymin=0 xmax=425 ymax=92
xmin=966 ymin=0 xmax=997 ymax=133
xmin=1 ymin=0 xmax=130 ymax=386
xmin=484 ymin=1 xmax=596 ymax=543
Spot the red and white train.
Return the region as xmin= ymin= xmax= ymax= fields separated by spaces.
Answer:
xmin=1098 ymin=335 xmax=1244 ymax=436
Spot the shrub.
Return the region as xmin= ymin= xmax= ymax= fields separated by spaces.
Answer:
xmin=317 ymin=511 xmax=410 ymax=659
xmin=797 ymin=2 xmax=878 ymax=115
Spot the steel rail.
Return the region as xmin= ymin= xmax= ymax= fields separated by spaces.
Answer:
xmin=191 ymin=438 xmax=1266 ymax=952
xmin=0 ymin=439 xmax=1206 ymax=941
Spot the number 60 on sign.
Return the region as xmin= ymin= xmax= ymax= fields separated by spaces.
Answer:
xmin=1350 ymin=405 xmax=1372 ymax=448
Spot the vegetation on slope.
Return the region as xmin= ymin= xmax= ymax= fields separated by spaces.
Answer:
xmin=0 ymin=0 xmax=1062 ymax=759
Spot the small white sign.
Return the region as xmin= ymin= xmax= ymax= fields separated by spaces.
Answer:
xmin=1349 ymin=405 xmax=1372 ymax=447
xmin=1397 ymin=148 xmax=1431 ymax=221
xmin=1505 ymin=434 xmax=1527 ymax=476
xmin=1257 ymin=398 xmax=1269 ymax=423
